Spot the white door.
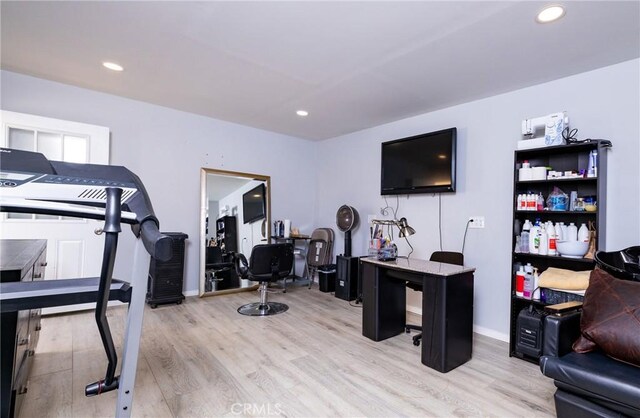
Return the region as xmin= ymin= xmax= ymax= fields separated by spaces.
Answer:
xmin=0 ymin=111 xmax=110 ymax=311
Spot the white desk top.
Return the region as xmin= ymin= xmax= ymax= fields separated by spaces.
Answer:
xmin=361 ymin=256 xmax=475 ymax=277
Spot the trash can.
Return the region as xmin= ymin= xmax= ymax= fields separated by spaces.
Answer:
xmin=318 ymin=264 xmax=336 ymax=293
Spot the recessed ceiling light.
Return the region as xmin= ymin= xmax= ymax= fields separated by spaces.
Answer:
xmin=102 ymin=62 xmax=124 ymax=72
xmin=536 ymin=5 xmax=565 ymax=23
xmin=296 ymin=110 xmax=309 ymax=117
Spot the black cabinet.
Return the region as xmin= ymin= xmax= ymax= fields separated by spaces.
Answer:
xmin=216 ymin=216 xmax=238 ymax=253
xmin=146 ymin=233 xmax=188 ymax=308
xmin=335 ymin=255 xmax=359 ymax=301
xmin=1 ymin=239 xmax=47 ymax=418
xmin=509 ymin=141 xmax=610 ymax=362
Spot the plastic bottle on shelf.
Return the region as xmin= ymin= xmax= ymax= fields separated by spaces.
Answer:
xmin=555 ymin=222 xmax=563 ymax=241
xmin=523 ymin=263 xmax=534 ymax=299
xmin=539 ymin=227 xmax=548 ymax=255
xmin=515 ymin=266 xmax=525 ymax=297
xmin=567 ymin=222 xmax=578 ymax=241
xmin=578 ymin=223 xmax=589 ymax=242
xmin=533 ymin=268 xmax=541 ymax=300
xmin=560 ymin=223 xmax=568 ymax=240
xmin=529 ymin=219 xmax=541 ymax=254
xmin=520 ymin=220 xmax=531 ymax=253
xmin=517 ymin=194 xmax=523 ymax=211
xmin=547 ymin=222 xmax=558 ymax=255
xmin=536 ymin=192 xmax=544 ymax=211
xmin=528 ymin=193 xmax=536 ymax=211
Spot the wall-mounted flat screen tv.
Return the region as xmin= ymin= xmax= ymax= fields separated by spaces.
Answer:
xmin=242 ymin=183 xmax=266 ymax=224
xmin=381 ymin=127 xmax=456 ymax=195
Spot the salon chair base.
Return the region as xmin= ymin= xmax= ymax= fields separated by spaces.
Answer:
xmin=238 ymin=302 xmax=289 ymax=316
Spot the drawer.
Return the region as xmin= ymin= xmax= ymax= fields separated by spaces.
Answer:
xmin=12 ymin=355 xmax=32 ymax=418
xmin=32 ymin=252 xmax=47 ymax=281
xmin=28 ymin=308 xmax=42 ymax=350
xmin=13 ymin=311 xmax=30 ymax=382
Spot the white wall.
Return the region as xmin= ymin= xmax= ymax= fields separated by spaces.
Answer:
xmin=1 ymin=70 xmax=318 ymax=295
xmin=316 ymin=59 xmax=640 ymax=339
xmin=2 ymin=59 xmax=638 ymax=338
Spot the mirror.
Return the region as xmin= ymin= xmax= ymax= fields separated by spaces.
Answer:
xmin=200 ymin=168 xmax=271 ymax=296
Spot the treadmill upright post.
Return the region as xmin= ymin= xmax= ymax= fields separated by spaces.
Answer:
xmin=115 ymin=236 xmax=151 ymax=417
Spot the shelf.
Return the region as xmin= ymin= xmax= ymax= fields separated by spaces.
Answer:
xmin=515 ymin=141 xmax=601 ymax=157
xmin=516 ymin=177 xmax=597 ymax=185
xmin=513 ymin=252 xmax=595 ymax=264
xmin=512 ymin=295 xmax=547 ymax=306
xmin=514 ymin=210 xmax=596 ymax=216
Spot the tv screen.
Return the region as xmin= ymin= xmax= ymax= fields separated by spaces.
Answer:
xmin=381 ymin=128 xmax=456 ymax=195
xmin=242 ymin=183 xmax=266 ymax=224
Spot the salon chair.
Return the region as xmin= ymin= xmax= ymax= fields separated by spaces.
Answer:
xmin=405 ymin=251 xmax=464 ymax=346
xmin=235 ymin=243 xmax=293 ymax=316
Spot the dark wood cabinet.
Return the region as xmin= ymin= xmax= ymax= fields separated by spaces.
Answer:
xmin=509 ymin=141 xmax=610 ymax=362
xmin=216 ymin=216 xmax=238 ymax=253
xmin=1 ymin=239 xmax=47 ymax=418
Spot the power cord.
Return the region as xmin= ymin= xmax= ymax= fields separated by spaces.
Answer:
xmin=461 ymin=219 xmax=471 ymax=255
xmin=562 ymin=127 xmax=610 ymax=145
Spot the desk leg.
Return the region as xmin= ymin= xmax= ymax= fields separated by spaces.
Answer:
xmin=421 ymin=272 xmax=474 ymax=373
xmin=362 ymin=262 xmax=405 ymax=341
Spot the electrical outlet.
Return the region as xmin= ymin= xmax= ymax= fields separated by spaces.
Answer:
xmin=469 ymin=216 xmax=485 ymax=228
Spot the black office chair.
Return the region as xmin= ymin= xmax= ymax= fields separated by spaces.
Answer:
xmin=406 ymin=251 xmax=464 ymax=346
xmin=235 ymin=243 xmax=294 ymax=316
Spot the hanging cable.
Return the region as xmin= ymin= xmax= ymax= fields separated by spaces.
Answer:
xmin=380 ymin=195 xmax=399 ymax=219
xmin=404 ymin=236 xmax=414 ymax=258
xmin=461 ymin=219 xmax=472 ymax=255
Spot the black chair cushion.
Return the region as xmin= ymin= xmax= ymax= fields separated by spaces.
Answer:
xmin=540 ymin=351 xmax=640 ymax=410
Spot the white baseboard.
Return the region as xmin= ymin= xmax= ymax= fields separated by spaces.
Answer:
xmin=406 ymin=306 xmax=509 ymax=342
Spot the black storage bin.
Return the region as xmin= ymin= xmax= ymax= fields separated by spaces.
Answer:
xmin=318 ymin=264 xmax=336 ymax=293
xmin=146 ymin=232 xmax=188 ymax=308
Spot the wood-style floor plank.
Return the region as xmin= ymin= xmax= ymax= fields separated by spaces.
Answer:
xmin=19 ymin=284 xmax=556 ymax=417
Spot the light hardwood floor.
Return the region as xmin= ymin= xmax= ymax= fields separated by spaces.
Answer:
xmin=20 ymin=284 xmax=556 ymax=417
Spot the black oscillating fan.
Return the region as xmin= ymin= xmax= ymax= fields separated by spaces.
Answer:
xmin=336 ymin=204 xmax=359 ymax=257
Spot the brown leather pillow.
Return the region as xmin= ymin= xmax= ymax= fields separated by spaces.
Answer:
xmin=572 ymin=267 xmax=640 ymax=366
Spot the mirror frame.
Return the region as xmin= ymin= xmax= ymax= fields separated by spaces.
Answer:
xmin=199 ymin=167 xmax=271 ymax=297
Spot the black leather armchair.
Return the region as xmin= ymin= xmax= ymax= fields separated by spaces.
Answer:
xmin=540 ymin=312 xmax=640 ymax=417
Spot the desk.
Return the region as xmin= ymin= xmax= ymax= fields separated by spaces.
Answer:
xmin=360 ymin=257 xmax=475 ymax=373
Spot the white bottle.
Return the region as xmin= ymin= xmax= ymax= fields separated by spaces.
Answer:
xmin=547 ymin=222 xmax=558 ymax=256
xmin=555 ymin=222 xmax=563 ymax=241
xmin=529 ymin=221 xmax=540 ymax=254
xmin=523 ymin=263 xmax=534 ymax=299
xmin=560 ymin=223 xmax=568 ymax=240
xmin=533 ymin=268 xmax=541 ymax=300
xmin=539 ymin=228 xmax=548 ymax=256
xmin=578 ymin=223 xmax=589 ymax=242
xmin=567 ymin=222 xmax=578 ymax=241
xmin=520 ymin=220 xmax=531 ymax=253
xmin=517 ymin=194 xmax=523 ymax=211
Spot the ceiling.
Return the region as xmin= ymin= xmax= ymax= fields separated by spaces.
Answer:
xmin=1 ymin=1 xmax=639 ymax=141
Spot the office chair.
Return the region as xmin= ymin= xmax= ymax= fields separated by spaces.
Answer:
xmin=406 ymin=251 xmax=464 ymax=346
xmin=235 ymin=243 xmax=294 ymax=316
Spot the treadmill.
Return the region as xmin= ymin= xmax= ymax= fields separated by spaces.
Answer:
xmin=0 ymin=147 xmax=172 ymax=417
